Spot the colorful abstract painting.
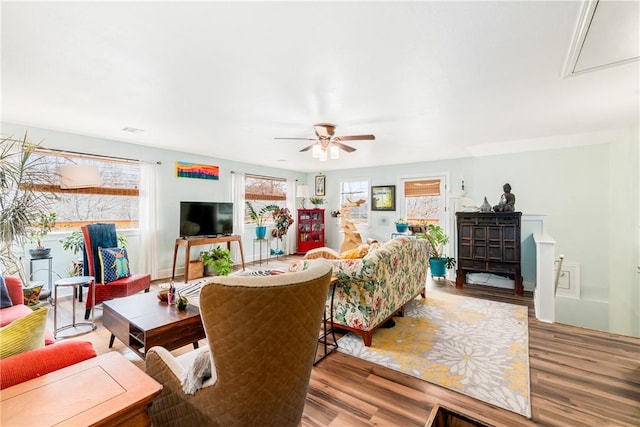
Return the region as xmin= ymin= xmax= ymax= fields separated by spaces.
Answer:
xmin=176 ymin=161 xmax=219 ymax=180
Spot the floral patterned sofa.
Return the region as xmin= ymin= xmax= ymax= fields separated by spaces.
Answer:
xmin=290 ymin=236 xmax=430 ymax=346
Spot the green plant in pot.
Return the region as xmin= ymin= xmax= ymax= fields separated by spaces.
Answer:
xmin=309 ymin=197 xmax=325 ymax=208
xmin=394 ymin=217 xmax=409 ymax=233
xmin=418 ymin=224 xmax=455 ymax=278
xmin=26 ymin=212 xmax=57 ymax=258
xmin=245 ymin=201 xmax=278 ymax=239
xmin=0 ymin=134 xmax=55 ymax=281
xmin=201 ymin=246 xmax=233 ymax=276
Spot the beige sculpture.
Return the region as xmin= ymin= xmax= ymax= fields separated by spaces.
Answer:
xmin=339 ymin=198 xmax=365 ymax=253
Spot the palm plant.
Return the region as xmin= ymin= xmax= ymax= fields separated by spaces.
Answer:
xmin=0 ymin=134 xmax=54 ymax=281
xmin=245 ymin=201 xmax=279 ymax=227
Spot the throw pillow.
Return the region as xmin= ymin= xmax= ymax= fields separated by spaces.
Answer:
xmin=98 ymin=247 xmax=131 ymax=284
xmin=340 ymin=244 xmax=370 ymax=259
xmin=0 ymin=307 xmax=48 ymax=359
xmin=22 ymin=284 xmax=43 ymax=306
xmin=0 ymin=277 xmax=13 ymax=309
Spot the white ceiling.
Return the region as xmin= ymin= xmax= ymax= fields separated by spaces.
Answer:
xmin=1 ymin=1 xmax=638 ymax=173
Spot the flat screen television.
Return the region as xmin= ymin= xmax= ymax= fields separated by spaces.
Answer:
xmin=180 ymin=201 xmax=234 ymax=237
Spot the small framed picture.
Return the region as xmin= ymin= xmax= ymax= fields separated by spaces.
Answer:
xmin=371 ymin=185 xmax=396 ymax=211
xmin=315 ymin=175 xmax=326 ymax=196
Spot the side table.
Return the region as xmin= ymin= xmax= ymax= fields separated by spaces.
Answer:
xmin=314 ymin=276 xmax=339 ymax=365
xmin=252 ymin=238 xmax=270 ymax=265
xmin=29 ymin=255 xmax=53 ymax=294
xmin=54 ymin=276 xmax=96 ymax=339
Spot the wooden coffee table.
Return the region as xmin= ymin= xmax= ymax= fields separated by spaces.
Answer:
xmin=1 ymin=352 xmax=162 ymax=426
xmin=103 ymin=292 xmax=206 ymax=359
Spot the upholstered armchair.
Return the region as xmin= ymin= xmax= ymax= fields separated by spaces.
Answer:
xmin=81 ymin=223 xmax=151 ymax=319
xmin=145 ymin=260 xmax=333 ymax=427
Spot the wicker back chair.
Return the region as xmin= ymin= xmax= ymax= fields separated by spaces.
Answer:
xmin=145 ymin=260 xmax=333 ymax=427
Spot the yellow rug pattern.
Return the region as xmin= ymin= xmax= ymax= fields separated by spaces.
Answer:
xmin=337 ymin=292 xmax=531 ymax=418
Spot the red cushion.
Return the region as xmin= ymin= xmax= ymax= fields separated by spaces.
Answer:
xmin=85 ymin=273 xmax=151 ymax=309
xmin=0 ymin=304 xmax=33 ymax=328
xmin=4 ymin=276 xmax=24 ymax=308
xmin=0 ymin=340 xmax=96 ymax=389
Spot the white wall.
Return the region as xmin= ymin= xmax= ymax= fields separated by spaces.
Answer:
xmin=1 ymin=123 xmax=306 ymax=280
xmin=319 ymin=128 xmax=639 ymax=337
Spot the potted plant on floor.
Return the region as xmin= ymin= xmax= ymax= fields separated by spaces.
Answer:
xmin=245 ymin=201 xmax=278 ymax=239
xmin=201 ymin=246 xmax=233 ymax=276
xmin=419 ymin=224 xmax=455 ymax=278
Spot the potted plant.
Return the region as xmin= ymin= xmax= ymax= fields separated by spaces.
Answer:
xmin=0 ymin=134 xmax=55 ymax=281
xmin=419 ymin=224 xmax=455 ymax=278
xmin=201 ymin=246 xmax=233 ymax=276
xmin=309 ymin=197 xmax=325 ymax=208
xmin=394 ymin=217 xmax=409 ymax=233
xmin=26 ymin=212 xmax=57 ymax=258
xmin=270 ymin=207 xmax=294 ymax=239
xmin=245 ymin=201 xmax=278 ymax=239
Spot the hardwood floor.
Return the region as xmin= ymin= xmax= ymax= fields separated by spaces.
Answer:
xmin=304 ymin=277 xmax=640 ymax=427
xmin=48 ymin=257 xmax=640 ymax=426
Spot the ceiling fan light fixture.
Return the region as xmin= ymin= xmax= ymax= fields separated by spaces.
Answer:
xmin=330 ymin=144 xmax=340 ymax=159
xmin=312 ymin=144 xmax=322 ymax=158
xmin=319 ymin=149 xmax=328 ymax=162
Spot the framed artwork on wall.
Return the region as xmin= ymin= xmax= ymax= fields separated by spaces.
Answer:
xmin=371 ymin=185 xmax=396 ymax=211
xmin=315 ymin=175 xmax=326 ymax=196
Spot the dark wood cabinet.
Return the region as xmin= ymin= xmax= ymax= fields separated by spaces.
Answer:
xmin=455 ymin=212 xmax=523 ymax=295
xmin=297 ymin=209 xmax=325 ymax=254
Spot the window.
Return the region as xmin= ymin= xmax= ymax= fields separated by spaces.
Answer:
xmin=244 ymin=174 xmax=287 ymax=224
xmin=403 ymin=178 xmax=441 ymax=226
xmin=339 ymin=179 xmax=369 ymax=225
xmin=29 ymin=149 xmax=140 ymax=230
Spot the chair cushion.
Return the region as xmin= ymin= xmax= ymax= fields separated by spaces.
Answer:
xmin=98 ymin=247 xmax=131 ymax=283
xmin=0 ymin=307 xmax=48 ymax=359
xmin=22 ymin=284 xmax=43 ymax=307
xmin=0 ymin=277 xmax=12 ymax=309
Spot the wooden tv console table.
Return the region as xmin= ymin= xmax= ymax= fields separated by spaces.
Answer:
xmin=172 ymin=235 xmax=246 ymax=283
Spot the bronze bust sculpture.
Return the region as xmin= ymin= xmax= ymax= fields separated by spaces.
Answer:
xmin=493 ymin=183 xmax=515 ymax=212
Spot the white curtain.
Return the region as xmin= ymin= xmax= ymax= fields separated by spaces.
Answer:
xmin=231 ymin=172 xmax=246 ymax=265
xmin=286 ymin=180 xmax=297 ymax=254
xmin=139 ymin=162 xmax=159 ymax=279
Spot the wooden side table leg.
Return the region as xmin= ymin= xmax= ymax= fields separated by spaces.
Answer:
xmin=184 ymin=242 xmax=191 ymax=283
xmin=237 ymin=239 xmax=246 ymax=270
xmin=171 ymin=243 xmax=179 ymax=281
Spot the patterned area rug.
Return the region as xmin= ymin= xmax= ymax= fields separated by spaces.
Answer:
xmin=337 ymin=292 xmax=531 ymax=418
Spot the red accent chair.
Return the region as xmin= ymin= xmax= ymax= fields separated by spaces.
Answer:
xmin=81 ymin=223 xmax=151 ymax=319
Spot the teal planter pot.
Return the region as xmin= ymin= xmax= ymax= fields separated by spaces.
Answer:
xmin=255 ymin=226 xmax=267 ymax=239
xmin=429 ymin=257 xmax=446 ymax=278
xmin=395 ymin=223 xmax=408 ymax=233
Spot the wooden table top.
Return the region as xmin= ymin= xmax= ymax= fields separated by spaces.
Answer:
xmin=0 ymin=352 xmax=162 ymax=426
xmin=103 ymin=291 xmax=201 ymax=332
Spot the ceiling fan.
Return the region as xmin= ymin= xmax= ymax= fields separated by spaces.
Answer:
xmin=275 ymin=123 xmax=375 ymax=160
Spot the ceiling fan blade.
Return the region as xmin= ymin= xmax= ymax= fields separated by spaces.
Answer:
xmin=274 ymin=137 xmax=317 ymax=141
xmin=336 ymin=134 xmax=375 ymax=141
xmin=333 ymin=141 xmax=357 ymax=153
xmin=299 ymin=143 xmax=317 ymax=152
